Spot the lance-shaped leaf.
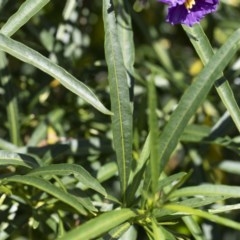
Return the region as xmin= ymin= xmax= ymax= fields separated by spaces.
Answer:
xmin=4 ymin=175 xmax=89 ymax=215
xmin=183 ymin=24 xmax=240 ymax=132
xmin=0 ymin=33 xmax=111 ymax=115
xmin=27 ymin=163 xmax=107 ymax=197
xmin=157 ymin=29 xmax=240 ymax=175
xmin=58 ymin=208 xmax=138 ymax=240
xmin=169 ymin=184 xmax=240 ymax=199
xmin=0 ymin=150 xmax=39 ymax=169
xmin=0 ymin=0 xmax=50 ymax=37
xmin=164 ymin=204 xmax=240 ymax=231
xmin=103 ymin=0 xmax=133 ymax=199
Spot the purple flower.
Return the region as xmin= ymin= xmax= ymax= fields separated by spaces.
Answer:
xmin=159 ymin=0 xmax=219 ymax=26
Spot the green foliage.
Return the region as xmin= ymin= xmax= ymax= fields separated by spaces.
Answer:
xmin=1 ymin=0 xmax=240 ymax=240
xmin=103 ymin=0 xmax=133 ymax=200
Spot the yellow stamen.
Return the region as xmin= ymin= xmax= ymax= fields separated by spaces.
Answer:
xmin=185 ymin=0 xmax=196 ymax=10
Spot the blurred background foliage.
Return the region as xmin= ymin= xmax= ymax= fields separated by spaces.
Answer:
xmin=1 ymin=0 xmax=240 ymax=239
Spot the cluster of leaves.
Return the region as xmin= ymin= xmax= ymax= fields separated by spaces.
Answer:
xmin=1 ymin=0 xmax=240 ymax=239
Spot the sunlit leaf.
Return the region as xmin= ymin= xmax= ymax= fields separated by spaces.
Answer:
xmin=0 ymin=34 xmax=112 ymax=115
xmin=103 ymin=0 xmax=133 ymax=198
xmin=28 ymin=163 xmax=107 ymax=197
xmin=4 ymin=175 xmax=89 ymax=215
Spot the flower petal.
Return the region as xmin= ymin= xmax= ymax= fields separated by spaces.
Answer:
xmin=159 ymin=0 xmax=185 ymax=7
xmin=195 ymin=0 xmax=219 ymax=13
xmin=166 ymin=0 xmax=219 ymax=26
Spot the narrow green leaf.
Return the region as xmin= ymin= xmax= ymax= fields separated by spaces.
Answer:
xmin=126 ymin=133 xmax=150 ymax=206
xmin=153 ymin=196 xmax=226 ymax=219
xmin=130 ymin=133 xmax=150 ymax=185
xmin=158 ymin=172 xmax=187 ymax=192
xmin=158 ymin=226 xmax=176 ymax=240
xmin=1 ymin=0 xmax=50 ymax=37
xmin=177 ymin=196 xmax=227 ymax=209
xmin=182 ymin=24 xmax=213 ymax=66
xmin=0 ymin=0 xmax=49 ymax=146
xmin=183 ymin=24 xmax=240 ymax=132
xmin=119 ymin=225 xmax=138 ymax=240
xmin=97 ymin=162 xmax=118 ymax=183
xmin=180 ymin=124 xmax=211 ymax=143
xmin=182 ymin=216 xmax=205 ymax=240
xmin=157 ymin=28 xmax=240 ymax=175
xmin=136 ymin=133 xmax=151 ymax=173
xmin=45 ymin=213 xmax=65 ymax=239
xmin=117 ymin=0 xmax=135 ymax=77
xmin=148 ymin=79 xmax=159 ymax=193
xmin=164 ymin=170 xmax=193 ymax=199
xmin=209 ymin=203 xmax=240 ymax=214
xmin=0 ymin=33 xmax=112 ymax=115
xmin=0 ymin=150 xmax=39 ymax=168
xmin=151 ymin=218 xmax=165 ymax=240
xmin=0 ymin=51 xmax=20 ymax=146
xmin=169 ymin=184 xmax=240 ymax=199
xmin=103 ymin=0 xmax=133 ymax=199
xmin=27 ymin=163 xmax=107 ymax=197
xmin=106 ymin=222 xmax=131 ymax=239
xmin=58 ymin=208 xmax=138 ymax=240
xmin=126 ymin=161 xmax=146 ymax=206
xmin=215 ymin=80 xmax=240 ymax=133
xmin=152 ymin=40 xmax=174 ymax=74
xmin=164 ymin=204 xmax=240 ymax=231
xmin=4 ymin=175 xmax=88 ymax=215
